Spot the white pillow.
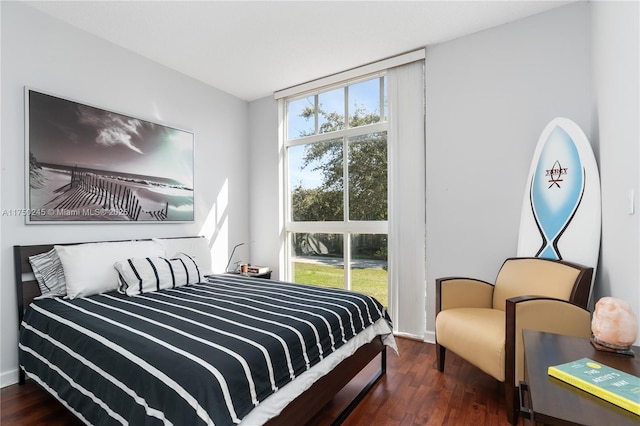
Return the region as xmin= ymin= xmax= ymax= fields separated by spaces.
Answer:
xmin=115 ymin=255 xmax=198 ymax=296
xmin=55 ymin=240 xmax=165 ymax=299
xmin=172 ymin=252 xmax=202 ymax=283
xmin=29 ymin=248 xmax=67 ymax=298
xmin=152 ymin=237 xmax=212 ymax=275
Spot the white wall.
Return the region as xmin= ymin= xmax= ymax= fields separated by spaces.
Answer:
xmin=248 ymin=97 xmax=283 ymax=278
xmin=0 ymin=2 xmax=250 ymax=385
xmin=424 ymin=2 xmax=593 ymax=338
xmin=249 ymin=2 xmax=640 ymax=344
xmin=591 ymin=0 xmax=640 ymax=343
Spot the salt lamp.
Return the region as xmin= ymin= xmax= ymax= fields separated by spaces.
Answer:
xmin=591 ymin=297 xmax=638 ymax=355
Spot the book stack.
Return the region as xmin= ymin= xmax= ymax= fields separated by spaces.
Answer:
xmin=548 ymin=357 xmax=640 ymax=415
xmin=247 ymin=265 xmax=270 ymax=274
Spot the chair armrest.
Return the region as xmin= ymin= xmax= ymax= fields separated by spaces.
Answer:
xmin=505 ymin=296 xmax=591 ymax=387
xmin=436 ymin=277 xmax=495 ymax=314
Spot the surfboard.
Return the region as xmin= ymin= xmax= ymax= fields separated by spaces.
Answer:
xmin=517 ymin=117 xmax=601 ymax=270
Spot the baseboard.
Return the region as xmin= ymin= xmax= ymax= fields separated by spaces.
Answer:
xmin=1 ymin=368 xmax=20 ymax=388
xmin=423 ymin=330 xmax=435 ymax=344
xmin=393 ymin=331 xmax=424 ymax=341
xmin=392 ymin=330 xmax=435 ymax=344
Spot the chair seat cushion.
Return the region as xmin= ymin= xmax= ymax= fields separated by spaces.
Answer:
xmin=436 ymin=308 xmax=506 ymax=381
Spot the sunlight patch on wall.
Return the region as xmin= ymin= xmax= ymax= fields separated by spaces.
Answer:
xmin=200 ymin=178 xmax=229 ymax=273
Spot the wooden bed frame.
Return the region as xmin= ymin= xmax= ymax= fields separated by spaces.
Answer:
xmin=14 ymin=239 xmax=388 ymax=425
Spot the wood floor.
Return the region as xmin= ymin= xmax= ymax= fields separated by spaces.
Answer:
xmin=1 ymin=337 xmax=520 ymax=425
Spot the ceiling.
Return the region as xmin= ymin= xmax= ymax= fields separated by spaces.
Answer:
xmin=24 ymin=1 xmax=573 ymax=101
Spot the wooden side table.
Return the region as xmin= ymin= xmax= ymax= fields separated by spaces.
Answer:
xmin=521 ymin=329 xmax=639 ymax=425
xmin=245 ymin=271 xmax=272 ymax=279
xmin=225 ymin=271 xmax=272 ymax=279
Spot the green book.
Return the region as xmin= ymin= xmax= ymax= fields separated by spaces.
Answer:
xmin=548 ymin=357 xmax=640 ymax=415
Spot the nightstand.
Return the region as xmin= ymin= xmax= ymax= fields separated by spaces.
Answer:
xmin=520 ymin=329 xmax=639 ymax=426
xmin=226 ymin=271 xmax=272 ymax=280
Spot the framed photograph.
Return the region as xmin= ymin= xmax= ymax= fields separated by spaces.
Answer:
xmin=25 ymin=88 xmax=195 ymax=223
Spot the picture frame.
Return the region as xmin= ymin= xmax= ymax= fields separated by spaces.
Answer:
xmin=24 ymin=88 xmax=195 ymax=224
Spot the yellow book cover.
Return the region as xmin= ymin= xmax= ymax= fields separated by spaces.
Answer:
xmin=548 ymin=357 xmax=640 ymax=415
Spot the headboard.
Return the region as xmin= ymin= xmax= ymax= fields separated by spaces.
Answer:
xmin=14 ymin=243 xmax=57 ymax=326
xmin=14 ymin=236 xmax=206 ymax=327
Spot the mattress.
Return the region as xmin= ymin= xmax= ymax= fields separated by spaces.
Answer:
xmin=19 ymin=275 xmax=394 ymax=425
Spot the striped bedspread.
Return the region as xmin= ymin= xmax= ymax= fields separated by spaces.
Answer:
xmin=19 ymin=275 xmax=392 ymax=426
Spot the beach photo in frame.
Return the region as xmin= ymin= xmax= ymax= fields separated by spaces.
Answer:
xmin=25 ymin=88 xmax=194 ymax=223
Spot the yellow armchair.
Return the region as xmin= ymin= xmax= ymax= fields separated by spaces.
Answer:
xmin=435 ymin=257 xmax=593 ymax=425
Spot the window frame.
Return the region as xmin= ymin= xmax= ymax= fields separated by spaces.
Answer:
xmin=283 ymin=74 xmax=389 ymax=289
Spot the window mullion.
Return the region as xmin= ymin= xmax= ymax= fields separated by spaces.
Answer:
xmin=343 ymin=80 xmax=350 ymax=293
xmin=379 ymin=77 xmax=385 ymax=121
xmin=285 ymin=220 xmax=387 ymax=234
xmin=343 ymin=84 xmax=349 ymax=224
xmin=285 ymin=122 xmax=387 ymax=147
xmin=345 ymin=233 xmax=352 ymax=291
xmin=314 ymin=94 xmax=319 ymax=135
xmin=343 ymin=134 xmax=349 ymax=224
xmin=344 ymin=86 xmax=349 ymax=130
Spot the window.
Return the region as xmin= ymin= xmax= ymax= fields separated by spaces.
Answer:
xmin=277 ymin=50 xmax=426 ymax=337
xmin=285 ymin=75 xmax=388 ymax=307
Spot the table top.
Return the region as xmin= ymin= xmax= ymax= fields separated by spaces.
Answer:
xmin=523 ymin=329 xmax=639 ymax=426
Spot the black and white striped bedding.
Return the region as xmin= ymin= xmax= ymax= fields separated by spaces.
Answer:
xmin=19 ymin=275 xmax=392 ymax=426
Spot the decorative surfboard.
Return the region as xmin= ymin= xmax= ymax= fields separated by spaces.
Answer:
xmin=517 ymin=118 xmax=601 ymax=270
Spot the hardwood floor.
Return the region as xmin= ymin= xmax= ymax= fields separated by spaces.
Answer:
xmin=307 ymin=337 xmax=517 ymax=426
xmin=1 ymin=337 xmax=520 ymax=425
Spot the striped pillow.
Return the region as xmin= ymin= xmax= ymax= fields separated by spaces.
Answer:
xmin=115 ymin=253 xmax=202 ymax=296
xmin=171 ymin=252 xmax=202 ymax=285
xmin=29 ymin=248 xmax=67 ymax=298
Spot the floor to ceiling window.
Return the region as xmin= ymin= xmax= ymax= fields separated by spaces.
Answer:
xmin=285 ymin=75 xmax=389 ymax=307
xmin=276 ymin=49 xmax=426 ymax=337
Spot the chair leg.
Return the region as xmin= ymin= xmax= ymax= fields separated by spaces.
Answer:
xmin=436 ymin=343 xmax=446 ymax=372
xmin=505 ymin=381 xmax=519 ymax=425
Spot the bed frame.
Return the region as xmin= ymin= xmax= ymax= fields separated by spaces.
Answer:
xmin=14 ymin=239 xmax=387 ymax=425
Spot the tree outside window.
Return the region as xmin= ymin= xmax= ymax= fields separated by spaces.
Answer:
xmin=286 ymin=76 xmax=388 ymax=307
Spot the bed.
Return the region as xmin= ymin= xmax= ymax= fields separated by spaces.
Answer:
xmin=15 ymin=237 xmax=396 ymax=425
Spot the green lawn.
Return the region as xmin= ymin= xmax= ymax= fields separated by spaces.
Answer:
xmin=293 ymin=262 xmax=388 ymax=308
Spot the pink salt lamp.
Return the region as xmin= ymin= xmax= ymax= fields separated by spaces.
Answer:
xmin=591 ymin=297 xmax=638 ymax=353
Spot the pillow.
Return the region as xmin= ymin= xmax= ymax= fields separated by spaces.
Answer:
xmin=171 ymin=252 xmax=203 ymax=285
xmin=115 ymin=253 xmax=202 ymax=296
xmin=29 ymin=248 xmax=66 ymax=298
xmin=55 ymin=240 xmax=165 ymax=299
xmin=152 ymin=237 xmax=213 ymax=275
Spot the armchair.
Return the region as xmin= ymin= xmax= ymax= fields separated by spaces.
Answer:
xmin=435 ymin=257 xmax=593 ymax=425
